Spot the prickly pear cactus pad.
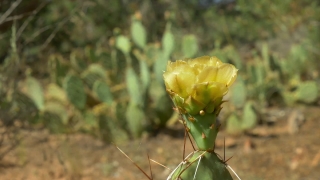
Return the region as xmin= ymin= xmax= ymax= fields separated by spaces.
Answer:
xmin=167 ymin=151 xmax=233 ymax=180
xmin=163 ymin=56 xmax=237 ymax=150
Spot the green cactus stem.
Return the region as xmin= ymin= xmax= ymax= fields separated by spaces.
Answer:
xmin=181 ymin=113 xmax=220 ymax=151
xmin=167 ymin=150 xmax=233 ymax=180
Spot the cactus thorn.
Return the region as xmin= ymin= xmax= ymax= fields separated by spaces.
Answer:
xmin=209 ymin=123 xmax=214 ymax=129
xmin=201 ymin=132 xmax=206 ymax=139
xmin=115 ymin=145 xmax=153 ymax=180
xmin=188 ymin=116 xmax=195 ymax=122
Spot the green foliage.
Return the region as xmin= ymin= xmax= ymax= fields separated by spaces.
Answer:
xmin=294 ymin=81 xmax=318 ymax=104
xmin=162 ymin=26 xmax=175 ymax=57
xmin=93 ymin=80 xmax=113 ymax=105
xmin=97 ymin=106 xmax=129 ymax=144
xmin=139 ymin=60 xmax=151 ymax=94
xmin=44 ymin=101 xmax=69 ymax=125
xmin=226 ymin=102 xmax=258 ymax=134
xmin=182 ymin=34 xmax=198 ymax=58
xmin=226 ymin=114 xmax=242 ymax=135
xmin=125 ymin=103 xmax=146 ymax=138
xmin=131 ymin=20 xmax=147 ymax=49
xmin=241 ymin=102 xmax=258 ymax=130
xmin=230 ymin=77 xmax=247 ymax=108
xmin=81 ymin=64 xmax=107 ymax=89
xmin=1 ymin=0 xmax=319 ymax=143
xmin=63 ymin=74 xmax=86 ymax=110
xmin=116 ymin=35 xmax=131 ymax=55
xmin=21 ymin=76 xmax=44 ymax=111
xmin=126 ymin=67 xmax=143 ymax=106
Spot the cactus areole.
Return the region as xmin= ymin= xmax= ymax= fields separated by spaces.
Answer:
xmin=164 ymin=56 xmax=237 ymax=150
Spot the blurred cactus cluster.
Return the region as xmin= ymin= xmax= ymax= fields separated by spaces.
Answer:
xmin=0 ymin=0 xmax=319 ymax=142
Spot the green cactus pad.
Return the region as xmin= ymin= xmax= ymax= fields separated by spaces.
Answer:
xmin=230 ymin=77 xmax=247 ymax=108
xmin=42 ymin=111 xmax=65 ymax=133
xmin=131 ymin=20 xmax=147 ymax=49
xmin=162 ymin=29 xmax=175 ymax=57
xmin=168 ymin=150 xmax=233 ymax=180
xmin=139 ymin=60 xmax=150 ymax=94
xmin=93 ymin=80 xmax=113 ymax=104
xmin=125 ymin=103 xmax=146 ymax=138
xmin=182 ymin=34 xmax=198 ymax=58
xmin=80 ymin=63 xmax=107 ymax=89
xmin=226 ymin=113 xmax=242 ymax=135
xmin=22 ymin=76 xmax=44 ymax=110
xmin=63 ymin=74 xmax=86 ymax=110
xmin=294 ymin=81 xmax=318 ymax=103
xmin=241 ymin=102 xmax=257 ymax=130
xmin=98 ymin=111 xmax=129 ymax=144
xmin=154 ymin=51 xmax=168 ymax=84
xmin=45 ymin=83 xmax=68 ymax=104
xmin=126 ymin=67 xmax=143 ymax=106
xmin=44 ymin=101 xmax=69 ymax=125
xmin=116 ymin=35 xmax=131 ymax=55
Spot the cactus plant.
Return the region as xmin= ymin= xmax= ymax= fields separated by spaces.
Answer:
xmin=229 ymin=77 xmax=247 ymax=108
xmin=163 ymin=56 xmax=238 ymax=179
xmin=241 ymin=102 xmax=257 ymax=130
xmin=94 ymin=104 xmax=129 ymax=144
xmin=81 ymin=64 xmax=107 ymax=89
xmin=226 ymin=113 xmax=242 ymax=135
xmin=93 ymin=80 xmax=113 ymax=105
xmin=125 ymin=102 xmax=146 ymax=139
xmin=63 ymin=74 xmax=86 ymax=110
xmin=126 ymin=67 xmax=143 ymax=107
xmin=182 ymin=34 xmax=198 ymax=58
xmin=294 ymin=81 xmax=318 ymax=104
xmin=162 ymin=24 xmax=175 ymax=57
xmin=20 ymin=76 xmax=44 ymax=110
xmin=44 ymin=101 xmax=69 ymax=125
xmin=116 ymin=35 xmax=131 ymax=56
xmin=168 ymin=151 xmax=233 ymax=180
xmin=131 ymin=18 xmax=147 ymax=49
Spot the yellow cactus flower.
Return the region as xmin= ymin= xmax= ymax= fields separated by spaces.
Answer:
xmin=164 ymin=56 xmax=237 ymax=115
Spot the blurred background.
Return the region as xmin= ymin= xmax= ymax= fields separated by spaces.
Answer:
xmin=0 ymin=0 xmax=319 ymax=179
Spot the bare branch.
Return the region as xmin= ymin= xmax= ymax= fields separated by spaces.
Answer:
xmin=0 ymin=0 xmax=23 ymax=25
xmin=16 ymin=1 xmax=48 ymax=39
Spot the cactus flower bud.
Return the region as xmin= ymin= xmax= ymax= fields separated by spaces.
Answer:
xmin=164 ymin=56 xmax=237 ymax=115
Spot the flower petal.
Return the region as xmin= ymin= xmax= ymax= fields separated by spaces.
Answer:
xmin=215 ymin=64 xmax=238 ymax=86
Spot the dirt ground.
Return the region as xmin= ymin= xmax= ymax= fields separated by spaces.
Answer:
xmin=0 ymin=106 xmax=320 ymax=180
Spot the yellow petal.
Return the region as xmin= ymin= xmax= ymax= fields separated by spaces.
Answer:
xmin=188 ymin=56 xmax=211 ymax=66
xmin=208 ymin=56 xmax=223 ymax=67
xmin=166 ymin=60 xmax=187 ymax=72
xmin=191 ymin=82 xmax=228 ymax=105
xmin=163 ymin=63 xmax=196 ymax=98
xmin=215 ymin=64 xmax=238 ymax=86
xmin=196 ymin=66 xmax=218 ymax=83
